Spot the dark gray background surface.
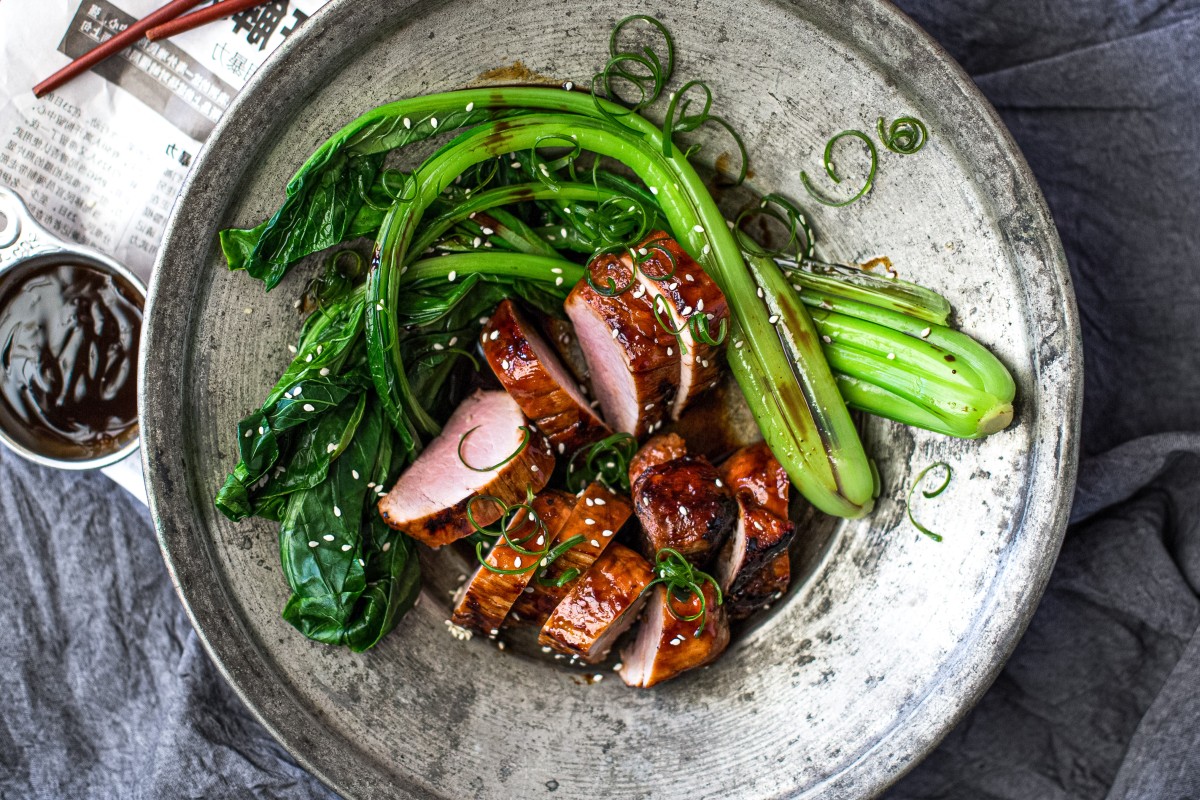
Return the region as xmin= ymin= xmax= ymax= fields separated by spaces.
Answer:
xmin=2 ymin=0 xmax=1198 ymax=797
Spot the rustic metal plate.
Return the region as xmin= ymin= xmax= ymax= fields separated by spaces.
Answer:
xmin=141 ymin=1 xmax=1082 ymax=797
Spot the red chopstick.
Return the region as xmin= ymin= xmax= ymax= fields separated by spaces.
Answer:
xmin=33 ymin=0 xmax=209 ymax=97
xmin=146 ymin=0 xmax=274 ymax=41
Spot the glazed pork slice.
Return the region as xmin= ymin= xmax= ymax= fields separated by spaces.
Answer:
xmin=539 ymin=543 xmax=654 ymax=663
xmin=630 ymin=436 xmax=736 ymax=566
xmin=714 ymin=442 xmax=797 ymax=594
xmin=627 ymin=432 xmax=687 ymax=488
xmin=629 ymin=232 xmax=729 ymax=420
xmin=378 ymin=389 xmax=554 ymax=547
xmin=481 ymin=299 xmax=611 ymax=455
xmin=564 ymin=251 xmax=680 ymax=437
xmin=451 ymin=490 xmax=575 ymax=635
xmin=509 ymin=482 xmax=633 ymax=625
xmin=619 ymin=582 xmax=730 ymax=687
xmin=727 ymin=552 xmax=790 ymax=621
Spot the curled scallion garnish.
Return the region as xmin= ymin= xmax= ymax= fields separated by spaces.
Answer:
xmin=565 ymin=433 xmax=638 ymax=493
xmin=590 ymin=14 xmax=675 ymax=127
xmin=457 ymin=425 xmax=531 ymax=472
xmin=735 ymin=192 xmax=817 ymax=262
xmin=661 ymin=80 xmax=748 ymax=186
xmin=690 ymin=313 xmax=727 ymax=347
xmin=906 ymin=461 xmax=952 ymax=541
xmin=467 ymin=489 xmax=585 ymax=575
xmin=877 ymin=116 xmax=928 ymax=155
xmin=801 ymin=129 xmax=878 ymax=208
xmin=641 ymin=548 xmax=723 ymax=636
xmin=585 ymin=247 xmax=639 ymax=296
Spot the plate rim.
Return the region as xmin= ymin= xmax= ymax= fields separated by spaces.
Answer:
xmin=139 ymin=1 xmax=1083 ymax=798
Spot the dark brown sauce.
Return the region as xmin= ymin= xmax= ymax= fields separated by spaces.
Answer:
xmin=0 ymin=260 xmax=141 ymax=459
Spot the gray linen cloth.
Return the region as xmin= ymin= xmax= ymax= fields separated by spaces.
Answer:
xmin=2 ymin=0 xmax=1198 ymax=797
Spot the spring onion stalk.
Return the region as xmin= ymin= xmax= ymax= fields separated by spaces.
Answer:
xmin=777 ymin=259 xmax=952 ymax=326
xmin=366 ymin=107 xmax=876 ymax=516
xmin=798 ymin=288 xmax=1016 ymax=403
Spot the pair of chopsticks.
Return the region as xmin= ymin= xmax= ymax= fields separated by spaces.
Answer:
xmin=34 ymin=0 xmax=275 ymax=98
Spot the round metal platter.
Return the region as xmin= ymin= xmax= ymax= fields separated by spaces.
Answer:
xmin=141 ymin=1 xmax=1082 ymax=797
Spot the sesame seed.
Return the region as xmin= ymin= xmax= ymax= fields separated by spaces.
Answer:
xmin=768 ymin=315 xmax=780 ymax=324
xmin=358 ymin=559 xmax=365 ymax=567
xmin=303 ymin=403 xmax=316 ymax=412
xmin=341 ymin=544 xmax=351 ymax=552
xmin=920 ymin=327 xmax=932 ymax=338
xmin=693 ymin=224 xmax=704 ymax=233
xmin=591 ymin=539 xmax=600 ymax=547
xmin=403 ymin=117 xmax=411 ymax=128
xmin=481 ymin=227 xmax=494 ymax=235
xmin=793 ymin=283 xmax=803 ymax=291
xmin=490 ymin=330 xmax=500 ymax=340
xmin=680 ymin=506 xmax=689 ymax=516
xmin=326 ymin=443 xmax=337 ymax=453
xmin=368 ymin=482 xmax=376 ymax=488
xmin=466 ymin=101 xmax=475 ymax=111
xmin=382 ymin=542 xmax=391 ymax=552
xmin=613 ymin=662 xmax=623 ymax=671
xmin=585 ymin=518 xmax=596 ymax=525
xmin=555 ymin=276 xmax=563 ymax=286
xmin=323 ymin=534 xmax=335 ymax=541
xmin=564 ymin=81 xmax=575 ymax=90
xmin=685 ymin=274 xmax=695 ymax=282
xmin=319 ymin=367 xmax=331 ymax=377
xmin=497 ymin=641 xmax=506 ymax=651
xmin=592 ymin=674 xmax=604 ymax=683
xmin=536 ymin=535 xmax=545 ymax=546
xmin=700 ymin=359 xmax=709 ymax=368
xmin=594 ymin=498 xmax=606 ymax=506
xmin=257 ymin=425 xmax=265 ymax=435
xmin=735 ymin=339 xmax=744 ymax=349
xmin=822 ymin=335 xmax=832 ymax=344
xmin=514 ymin=556 xmax=523 ymax=568
xmin=757 ymin=287 xmax=764 ymax=298
xmin=376 ymin=302 xmax=386 ymax=311
xmin=448 ymin=337 xmax=458 ymax=347
xmin=540 ymin=558 xmax=549 ymax=567
xmin=433 ymin=343 xmax=445 ymax=351
xmin=650 ymin=186 xmax=659 ymax=195
xmin=308 ymin=541 xmax=318 ymax=548
xmin=430 ymin=117 xmax=439 ymax=128
xmin=667 ymin=346 xmax=673 ymax=356
xmin=479 ymin=316 xmax=489 ymax=324
xmin=244 ymin=430 xmax=253 ymax=439
xmin=682 ymin=306 xmax=693 ymax=316
xmin=316 ymin=345 xmax=323 ymax=355
xmin=611 ymin=328 xmax=619 ymax=339
xmin=287 ymin=344 xmax=298 ymax=354
xmin=333 ymin=506 xmax=342 ymax=518
xmin=531 ymin=464 xmax=539 ymax=473
xmin=557 ymin=442 xmax=565 ymax=454
xmin=602 ymin=529 xmax=614 ymax=537
xmin=702 ymin=244 xmax=711 ymax=255
xmin=715 ymin=478 xmax=723 ymax=487
xmin=501 ymin=359 xmax=510 ymax=370
xmin=644 ymin=403 xmax=654 ymax=410
xmin=511 ymin=161 xmax=521 ymax=169
xmin=697 ymin=300 xmax=705 ymax=312
xmin=305 ymin=354 xmax=313 ymax=363
xmin=887 ymin=352 xmax=896 ymax=360
xmin=551 ymin=267 xmax=563 ymax=274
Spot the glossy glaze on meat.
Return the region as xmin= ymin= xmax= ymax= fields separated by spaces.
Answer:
xmin=509 ymin=481 xmax=633 ymax=625
xmin=630 ymin=232 xmax=729 ymax=420
xmin=539 ymin=543 xmax=654 ymax=662
xmin=715 ymin=442 xmax=796 ymax=594
xmin=451 ymin=490 xmax=575 ymax=634
xmin=377 ymin=389 xmax=554 ymax=547
xmin=619 ymin=582 xmax=730 ymax=687
xmin=727 ymin=552 xmax=790 ymax=621
xmin=627 ymin=432 xmax=687 ymax=487
xmin=630 ymin=437 xmax=735 ymax=566
xmin=480 ymin=299 xmax=610 ymax=455
xmin=564 ymin=251 xmax=680 ymax=437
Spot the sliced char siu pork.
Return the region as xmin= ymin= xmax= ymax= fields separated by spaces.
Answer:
xmin=509 ymin=481 xmax=633 ymax=625
xmin=481 ymin=300 xmax=611 ymax=455
xmin=619 ymin=581 xmax=730 ymax=687
xmin=564 ymin=250 xmax=680 ymax=438
xmin=451 ymin=490 xmax=575 ymax=635
xmin=726 ymin=552 xmax=790 ymax=621
xmin=629 ymin=232 xmax=729 ymax=420
xmin=539 ymin=543 xmax=654 ymax=663
xmin=378 ymin=389 xmax=554 ymax=547
xmin=714 ymin=442 xmax=797 ymax=595
xmin=629 ymin=434 xmax=736 ymax=566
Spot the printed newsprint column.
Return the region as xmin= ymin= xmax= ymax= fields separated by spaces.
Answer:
xmin=0 ymin=0 xmax=329 ymax=499
xmin=0 ymin=0 xmax=329 ymax=283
